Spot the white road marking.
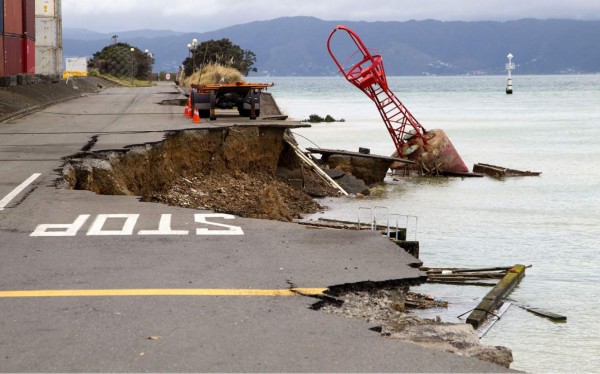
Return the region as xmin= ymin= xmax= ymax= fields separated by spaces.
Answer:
xmin=86 ymin=214 xmax=140 ymax=236
xmin=30 ymin=213 xmax=244 ymax=237
xmin=138 ymin=214 xmax=189 ymax=235
xmin=30 ymin=214 xmax=90 ymax=237
xmin=0 ymin=173 xmax=41 ymax=211
xmin=195 ymin=213 xmax=245 ymax=236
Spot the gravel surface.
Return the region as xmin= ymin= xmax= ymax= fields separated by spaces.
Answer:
xmin=145 ymin=172 xmax=322 ymax=221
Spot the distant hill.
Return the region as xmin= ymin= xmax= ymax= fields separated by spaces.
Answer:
xmin=63 ymin=17 xmax=600 ymax=75
xmin=63 ymin=28 xmax=187 ymax=41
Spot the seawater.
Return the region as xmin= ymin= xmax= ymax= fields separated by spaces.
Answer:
xmin=270 ymin=75 xmax=600 ymax=373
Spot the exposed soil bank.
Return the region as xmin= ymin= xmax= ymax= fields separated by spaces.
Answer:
xmin=62 ymin=126 xmax=329 ymax=221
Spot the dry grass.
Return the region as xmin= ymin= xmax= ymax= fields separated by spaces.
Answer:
xmin=96 ymin=72 xmax=154 ymax=87
xmin=184 ymin=64 xmax=244 ymax=86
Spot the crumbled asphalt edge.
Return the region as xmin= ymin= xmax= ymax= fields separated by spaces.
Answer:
xmin=300 ymin=277 xmax=427 ymax=311
xmin=291 ymin=277 xmax=514 ymax=369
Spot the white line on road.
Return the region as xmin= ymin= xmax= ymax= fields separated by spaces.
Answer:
xmin=0 ymin=173 xmax=41 ymax=211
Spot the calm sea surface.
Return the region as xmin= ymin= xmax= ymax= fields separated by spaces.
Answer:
xmin=270 ymin=75 xmax=600 ymax=373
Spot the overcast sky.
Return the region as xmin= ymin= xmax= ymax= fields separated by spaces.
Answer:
xmin=62 ymin=0 xmax=600 ymax=32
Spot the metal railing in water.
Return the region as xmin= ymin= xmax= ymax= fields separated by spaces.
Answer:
xmin=358 ymin=206 xmax=417 ymax=241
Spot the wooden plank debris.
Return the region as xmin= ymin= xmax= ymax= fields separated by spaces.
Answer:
xmin=476 ymin=301 xmax=512 ymax=338
xmin=473 ymin=163 xmax=541 ymax=178
xmin=284 ymin=138 xmax=348 ymax=196
xmin=511 ymin=302 xmax=567 ymax=322
xmin=466 ymin=264 xmax=527 ymax=329
xmin=421 ymin=266 xmax=512 ymax=286
xmin=306 ymin=147 xmax=415 ymax=164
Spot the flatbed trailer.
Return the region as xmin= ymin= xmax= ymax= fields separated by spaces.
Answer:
xmin=190 ymin=82 xmax=273 ymax=120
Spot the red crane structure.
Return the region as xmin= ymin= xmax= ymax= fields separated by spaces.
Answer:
xmin=327 ymin=25 xmax=468 ymax=174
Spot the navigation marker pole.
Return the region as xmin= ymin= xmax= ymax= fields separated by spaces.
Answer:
xmin=506 ymin=53 xmax=515 ymax=94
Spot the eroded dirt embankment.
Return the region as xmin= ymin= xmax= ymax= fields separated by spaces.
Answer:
xmin=62 ymin=126 xmax=329 ymax=221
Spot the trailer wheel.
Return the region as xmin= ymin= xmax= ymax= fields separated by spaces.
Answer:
xmin=190 ymin=89 xmax=198 ymax=108
xmin=210 ymin=90 xmax=217 ymax=120
xmin=238 ymin=108 xmax=260 ymax=117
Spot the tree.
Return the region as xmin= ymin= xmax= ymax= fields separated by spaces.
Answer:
xmin=182 ymin=38 xmax=257 ymax=76
xmin=89 ymin=42 xmax=153 ymax=79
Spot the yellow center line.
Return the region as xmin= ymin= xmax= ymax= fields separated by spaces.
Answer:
xmin=0 ymin=288 xmax=327 ymax=298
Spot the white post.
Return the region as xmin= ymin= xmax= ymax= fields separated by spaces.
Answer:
xmin=505 ymin=53 xmax=515 ymax=94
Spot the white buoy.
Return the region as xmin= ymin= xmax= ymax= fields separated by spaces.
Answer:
xmin=505 ymin=53 xmax=515 ymax=94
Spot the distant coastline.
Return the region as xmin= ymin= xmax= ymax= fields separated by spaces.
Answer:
xmin=64 ymin=17 xmax=600 ymax=76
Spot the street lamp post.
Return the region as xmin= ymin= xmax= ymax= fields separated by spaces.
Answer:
xmin=187 ymin=43 xmax=192 ymax=75
xmin=144 ymin=49 xmax=153 ymax=83
xmin=130 ymin=47 xmax=135 ymax=85
xmin=190 ymin=38 xmax=198 ymax=73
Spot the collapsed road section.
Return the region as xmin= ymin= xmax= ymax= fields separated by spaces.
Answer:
xmin=0 ymin=80 xmax=520 ymax=372
xmin=58 ymin=121 xmax=515 ymax=369
xmin=60 ymin=125 xmax=343 ymax=221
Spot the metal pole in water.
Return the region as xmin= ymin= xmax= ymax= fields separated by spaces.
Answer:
xmin=505 ymin=53 xmax=515 ymax=94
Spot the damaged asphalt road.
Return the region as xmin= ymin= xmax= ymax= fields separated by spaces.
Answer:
xmin=0 ymin=81 xmax=512 ymax=372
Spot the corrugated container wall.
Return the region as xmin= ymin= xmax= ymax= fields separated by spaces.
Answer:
xmin=4 ymin=35 xmax=24 ymax=75
xmin=36 ymin=45 xmax=60 ymax=74
xmin=0 ymin=0 xmax=4 ymax=33
xmin=35 ymin=16 xmax=58 ymax=46
xmin=4 ymin=0 xmax=24 ymax=35
xmin=0 ymin=38 xmax=4 ymax=76
xmin=35 ymin=0 xmax=57 ymax=16
xmin=23 ymin=0 xmax=35 ymax=40
xmin=24 ymin=37 xmax=34 ymax=73
xmin=35 ymin=0 xmax=62 ymax=75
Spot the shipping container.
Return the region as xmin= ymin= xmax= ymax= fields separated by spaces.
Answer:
xmin=24 ymin=37 xmax=34 ymax=74
xmin=4 ymin=0 xmax=24 ymax=35
xmin=0 ymin=37 xmax=4 ymax=76
xmin=35 ymin=45 xmax=61 ymax=75
xmin=35 ymin=16 xmax=60 ymax=47
xmin=0 ymin=0 xmax=4 ymax=33
xmin=35 ymin=0 xmax=58 ymax=17
xmin=65 ymin=57 xmax=86 ymax=72
xmin=3 ymin=35 xmax=24 ymax=75
xmin=23 ymin=0 xmax=35 ymax=40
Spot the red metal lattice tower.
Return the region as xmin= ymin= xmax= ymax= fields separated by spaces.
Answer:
xmin=327 ymin=25 xmax=428 ymax=155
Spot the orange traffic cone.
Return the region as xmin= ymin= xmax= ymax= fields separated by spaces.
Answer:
xmin=184 ymin=98 xmax=191 ymax=116
xmin=192 ymin=108 xmax=201 ymax=123
xmin=188 ymin=100 xmax=195 ymax=118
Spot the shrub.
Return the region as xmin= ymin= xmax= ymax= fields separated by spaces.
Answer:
xmin=303 ymin=114 xmax=345 ymax=123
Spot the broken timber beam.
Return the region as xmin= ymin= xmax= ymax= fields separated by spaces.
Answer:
xmin=466 ymin=264 xmax=527 ymax=329
xmin=286 ymin=140 xmax=348 ymax=196
xmin=473 ymin=163 xmax=541 ymax=178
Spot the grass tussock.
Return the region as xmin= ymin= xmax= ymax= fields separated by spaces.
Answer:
xmin=184 ymin=64 xmax=244 ymax=86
